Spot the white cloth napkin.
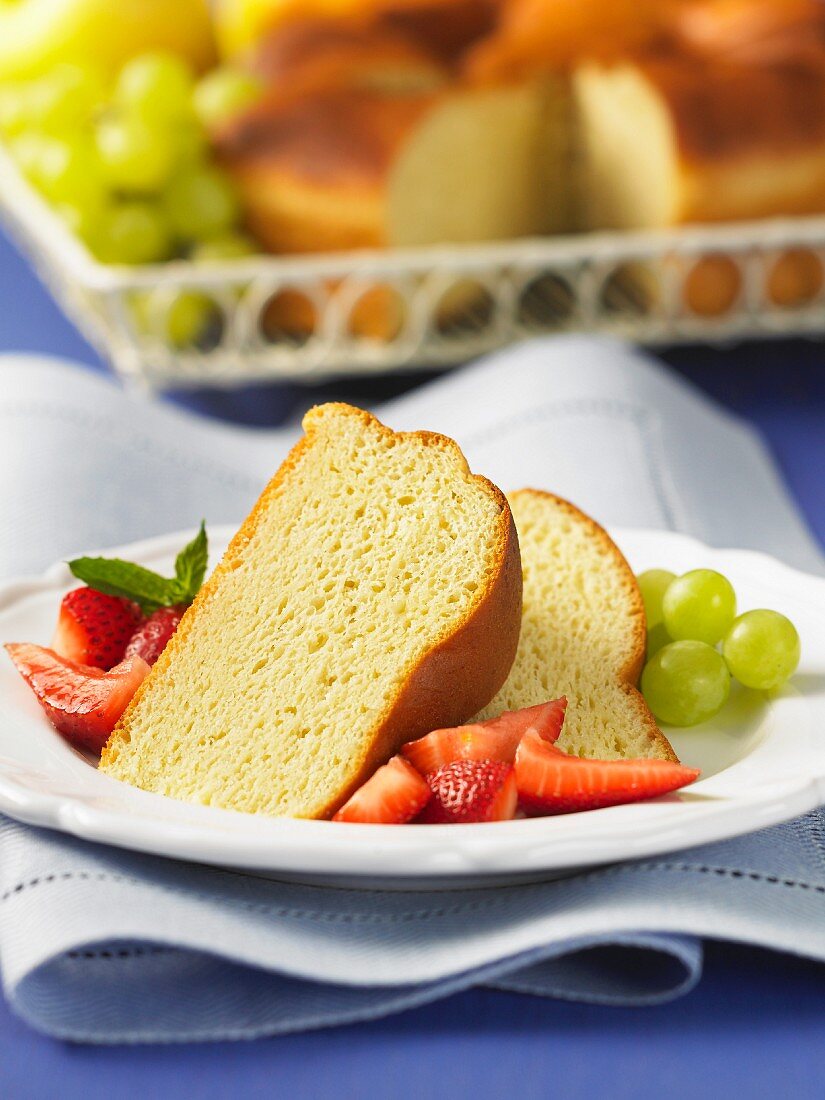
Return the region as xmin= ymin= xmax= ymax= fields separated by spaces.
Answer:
xmin=0 ymin=336 xmax=823 ymax=1043
xmin=0 ymin=336 xmax=819 ymax=576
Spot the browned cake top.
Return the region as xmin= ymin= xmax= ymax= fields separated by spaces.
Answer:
xmin=639 ymin=50 xmax=825 ymax=162
xmin=252 ymin=15 xmax=447 ymax=86
xmin=217 ymin=86 xmax=438 ymax=184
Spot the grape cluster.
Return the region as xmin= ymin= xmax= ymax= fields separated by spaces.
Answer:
xmin=0 ymin=53 xmax=263 ymax=345
xmin=637 ymin=568 xmax=801 ymax=727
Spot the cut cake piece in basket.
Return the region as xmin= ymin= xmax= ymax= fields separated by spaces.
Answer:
xmin=477 ymin=489 xmax=678 ymax=763
xmin=100 ymin=403 xmax=522 ymax=819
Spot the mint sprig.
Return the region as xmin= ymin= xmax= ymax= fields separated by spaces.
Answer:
xmin=68 ymin=522 xmax=209 ymax=615
xmin=172 ymin=521 xmax=208 ymax=602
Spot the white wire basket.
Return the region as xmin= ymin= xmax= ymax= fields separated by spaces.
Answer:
xmin=2 ymin=141 xmax=825 ymax=390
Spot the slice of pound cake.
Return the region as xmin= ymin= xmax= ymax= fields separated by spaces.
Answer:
xmin=477 ymin=490 xmax=677 ymax=762
xmin=100 ymin=404 xmax=521 ymax=818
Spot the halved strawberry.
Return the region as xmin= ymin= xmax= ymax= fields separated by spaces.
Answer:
xmin=402 ymin=698 xmax=567 ymax=774
xmin=5 ymin=642 xmax=150 ymax=753
xmin=125 ymin=605 xmax=184 ymax=666
xmin=333 ymin=755 xmax=431 ymax=824
xmin=515 ymin=728 xmax=701 ymax=815
xmin=418 ymin=759 xmax=518 ymax=824
xmin=52 ymin=587 xmax=142 ymax=670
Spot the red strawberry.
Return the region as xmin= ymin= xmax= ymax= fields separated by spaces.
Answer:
xmin=515 ymin=728 xmax=701 ymax=816
xmin=480 ymin=698 xmax=567 ymax=742
xmin=51 ymin=587 xmax=142 ymax=670
xmin=418 ymin=759 xmax=518 ymax=824
xmin=402 ymin=698 xmax=567 ymax=774
xmin=125 ymin=605 xmax=184 ymax=666
xmin=5 ymin=643 xmax=150 ymax=753
xmin=333 ymin=756 xmax=431 ymax=824
xmin=403 ymin=723 xmax=511 ymax=773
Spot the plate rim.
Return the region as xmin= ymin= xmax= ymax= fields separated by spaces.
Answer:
xmin=1 ymin=525 xmax=824 ymax=881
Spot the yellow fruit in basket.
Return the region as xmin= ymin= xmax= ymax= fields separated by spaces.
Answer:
xmin=0 ymin=0 xmax=215 ymax=82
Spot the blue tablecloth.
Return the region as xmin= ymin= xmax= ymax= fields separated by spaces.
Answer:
xmin=1 ymin=227 xmax=823 ymax=1099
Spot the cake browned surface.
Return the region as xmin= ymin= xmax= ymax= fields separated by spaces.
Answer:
xmin=575 ymin=47 xmax=825 ymax=230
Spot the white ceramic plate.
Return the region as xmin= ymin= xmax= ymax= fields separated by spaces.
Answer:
xmin=0 ymin=526 xmax=824 ymax=887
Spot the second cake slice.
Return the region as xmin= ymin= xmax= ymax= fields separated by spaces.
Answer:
xmin=477 ymin=490 xmax=677 ymax=763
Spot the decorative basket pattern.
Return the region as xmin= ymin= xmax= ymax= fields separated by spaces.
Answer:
xmin=2 ymin=144 xmax=824 ymax=389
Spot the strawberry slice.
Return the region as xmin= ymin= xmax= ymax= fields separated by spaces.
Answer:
xmin=479 ymin=698 xmax=567 ymax=742
xmin=125 ymin=605 xmax=184 ymax=666
xmin=5 ymin=642 xmax=150 ymax=753
xmin=333 ymin=755 xmax=431 ymax=824
xmin=52 ymin=587 xmax=143 ymax=670
xmin=402 ymin=723 xmax=511 ymax=773
xmin=402 ymin=698 xmax=567 ymax=774
xmin=515 ymin=728 xmax=701 ymax=815
xmin=418 ymin=759 xmax=518 ymax=824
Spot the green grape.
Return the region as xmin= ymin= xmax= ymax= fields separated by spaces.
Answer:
xmin=94 ymin=201 xmax=171 ymax=265
xmin=641 ymin=640 xmax=731 ymax=727
xmin=193 ymin=67 xmax=263 ymax=129
xmin=131 ymin=289 xmax=217 ymax=347
xmin=96 ymin=115 xmax=174 ymax=192
xmin=192 ymin=232 xmax=257 ymax=261
xmin=174 ymin=121 xmax=208 ymax=168
xmin=0 ymin=66 xmax=103 ymax=137
xmin=723 ymin=609 xmax=801 ymax=691
xmin=637 ymin=569 xmax=676 ymax=627
xmin=662 ymin=568 xmax=737 ymax=645
xmin=31 ymin=65 xmax=105 ymax=132
xmin=12 ymin=133 xmax=105 ymax=211
xmin=164 ymin=291 xmax=217 ymax=347
xmin=646 ymin=621 xmax=672 ymax=659
xmin=115 ymin=52 xmax=195 ymax=125
xmin=163 ymin=166 xmax=239 ymax=242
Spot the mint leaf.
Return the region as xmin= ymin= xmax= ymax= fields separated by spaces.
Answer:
xmin=68 ymin=523 xmax=210 ymax=614
xmin=173 ymin=521 xmax=208 ymax=604
xmin=67 ymin=558 xmax=177 ymax=615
